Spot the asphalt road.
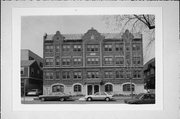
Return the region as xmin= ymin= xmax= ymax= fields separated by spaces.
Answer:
xmin=21 ymin=96 xmax=130 ymax=104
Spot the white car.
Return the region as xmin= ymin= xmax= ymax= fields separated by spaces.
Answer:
xmin=85 ymin=92 xmax=114 ymax=101
xmin=27 ymin=89 xmax=41 ymax=96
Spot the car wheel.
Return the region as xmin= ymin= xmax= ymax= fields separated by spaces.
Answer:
xmin=41 ymin=98 xmax=45 ymax=101
xmin=60 ymin=98 xmax=65 ymax=101
xmin=87 ymin=97 xmax=92 ymax=101
xmin=105 ymin=97 xmax=110 ymax=101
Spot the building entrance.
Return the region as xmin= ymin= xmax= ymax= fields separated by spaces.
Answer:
xmin=87 ymin=84 xmax=100 ymax=95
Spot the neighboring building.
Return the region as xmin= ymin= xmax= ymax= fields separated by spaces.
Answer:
xmin=21 ymin=49 xmax=43 ymax=96
xmin=21 ymin=49 xmax=43 ymax=68
xmin=143 ymin=58 xmax=155 ymax=91
xmin=43 ymin=28 xmax=144 ymax=95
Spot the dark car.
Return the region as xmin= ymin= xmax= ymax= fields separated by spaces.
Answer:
xmin=39 ymin=92 xmax=72 ymax=101
xmin=124 ymin=93 xmax=155 ymax=104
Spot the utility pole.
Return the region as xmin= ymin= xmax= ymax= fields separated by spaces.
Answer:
xmin=129 ymin=67 xmax=133 ymax=99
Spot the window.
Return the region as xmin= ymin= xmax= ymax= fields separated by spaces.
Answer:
xmin=74 ymin=85 xmax=81 ymax=92
xmin=62 ymin=58 xmax=71 ymax=66
xmin=104 ymin=71 xmax=113 ymax=78
xmin=115 ymin=57 xmax=124 ymax=65
xmin=133 ymin=70 xmax=141 ymax=78
xmin=62 ymin=45 xmax=70 ymax=52
xmin=87 ymin=58 xmax=99 ymax=65
xmin=62 ymin=71 xmax=70 ymax=79
xmin=123 ymin=84 xmax=135 ymax=91
xmin=73 ymin=58 xmax=82 ymax=65
xmin=45 ymin=72 xmax=53 ymax=80
xmin=115 ymin=43 xmax=124 ymax=54
xmin=40 ymin=62 xmax=43 ymax=67
xmin=55 ymin=56 xmax=60 ymax=66
xmin=45 ymin=45 xmax=53 ymax=53
xmin=104 ymin=44 xmax=112 ymax=51
xmin=73 ymin=45 xmax=82 ymax=52
xmin=73 ymin=71 xmax=82 ymax=79
xmin=29 ymin=56 xmax=34 ymax=60
xmin=87 ymin=71 xmax=99 ymax=78
xmin=132 ymin=43 xmax=141 ymax=51
xmin=116 ymin=70 xmax=124 ymax=78
xmin=104 ymin=57 xmax=113 ymax=65
xmin=55 ymin=71 xmax=60 ymax=79
xmin=126 ymin=70 xmax=131 ymax=78
xmin=126 ymin=46 xmax=130 ymax=51
xmin=31 ymin=67 xmax=34 ymax=75
xmin=45 ymin=58 xmax=53 ymax=66
xmin=52 ymin=85 xmax=64 ymax=92
xmin=132 ymin=57 xmax=141 ymax=65
xmin=87 ymin=44 xmax=99 ymax=52
xmin=21 ymin=67 xmax=24 ymax=75
xmin=105 ymin=84 xmax=113 ymax=92
xmin=150 ymin=68 xmax=155 ymax=74
xmin=55 ymin=45 xmax=60 ymax=52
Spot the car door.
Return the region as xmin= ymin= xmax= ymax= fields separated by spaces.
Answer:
xmin=141 ymin=94 xmax=151 ymax=104
xmin=99 ymin=92 xmax=106 ymax=100
xmin=93 ymin=92 xmax=100 ymax=100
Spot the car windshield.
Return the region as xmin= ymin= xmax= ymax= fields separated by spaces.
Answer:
xmin=135 ymin=93 xmax=145 ymax=99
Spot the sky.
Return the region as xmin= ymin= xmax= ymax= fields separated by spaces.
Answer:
xmin=21 ymin=15 xmax=155 ymax=64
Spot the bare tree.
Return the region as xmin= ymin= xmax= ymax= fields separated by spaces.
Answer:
xmin=102 ymin=15 xmax=155 ymax=63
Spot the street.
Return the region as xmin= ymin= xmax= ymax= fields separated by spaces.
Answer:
xmin=21 ymin=96 xmax=131 ymax=104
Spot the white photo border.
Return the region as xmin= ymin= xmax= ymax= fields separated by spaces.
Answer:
xmin=12 ymin=7 xmax=163 ymax=111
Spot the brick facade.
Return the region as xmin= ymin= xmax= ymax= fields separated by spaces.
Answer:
xmin=43 ymin=28 xmax=144 ymax=95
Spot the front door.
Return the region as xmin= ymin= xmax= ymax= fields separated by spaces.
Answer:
xmin=94 ymin=85 xmax=99 ymax=94
xmin=87 ymin=85 xmax=93 ymax=95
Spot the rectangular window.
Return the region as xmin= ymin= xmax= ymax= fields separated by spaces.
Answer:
xmin=73 ymin=45 xmax=82 ymax=52
xmin=115 ymin=43 xmax=124 ymax=54
xmin=45 ymin=45 xmax=53 ymax=53
xmin=73 ymin=58 xmax=82 ymax=65
xmin=87 ymin=44 xmax=99 ymax=52
xmin=104 ymin=57 xmax=113 ymax=65
xmin=126 ymin=70 xmax=131 ymax=78
xmin=62 ymin=45 xmax=71 ymax=52
xmin=87 ymin=71 xmax=99 ymax=79
xmin=104 ymin=44 xmax=112 ymax=51
xmin=55 ymin=57 xmax=60 ymax=66
xmin=45 ymin=58 xmax=53 ymax=66
xmin=116 ymin=70 xmax=124 ymax=78
xmin=55 ymin=71 xmax=60 ymax=79
xmin=115 ymin=57 xmax=124 ymax=65
xmin=132 ymin=43 xmax=141 ymax=51
xmin=55 ymin=45 xmax=60 ymax=52
xmin=104 ymin=71 xmax=113 ymax=79
xmin=62 ymin=58 xmax=71 ymax=66
xmin=21 ymin=67 xmax=24 ymax=75
xmin=132 ymin=57 xmax=141 ymax=65
xmin=87 ymin=58 xmax=99 ymax=65
xmin=133 ymin=70 xmax=141 ymax=78
xmin=62 ymin=71 xmax=71 ymax=79
xmin=73 ymin=71 xmax=82 ymax=79
xmin=45 ymin=72 xmax=53 ymax=80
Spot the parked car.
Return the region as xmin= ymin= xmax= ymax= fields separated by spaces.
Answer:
xmin=124 ymin=93 xmax=155 ymax=104
xmin=85 ymin=92 xmax=114 ymax=101
xmin=27 ymin=89 xmax=42 ymax=96
xmin=39 ymin=92 xmax=72 ymax=101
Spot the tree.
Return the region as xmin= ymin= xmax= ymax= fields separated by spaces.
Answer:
xmin=102 ymin=14 xmax=155 ymax=63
